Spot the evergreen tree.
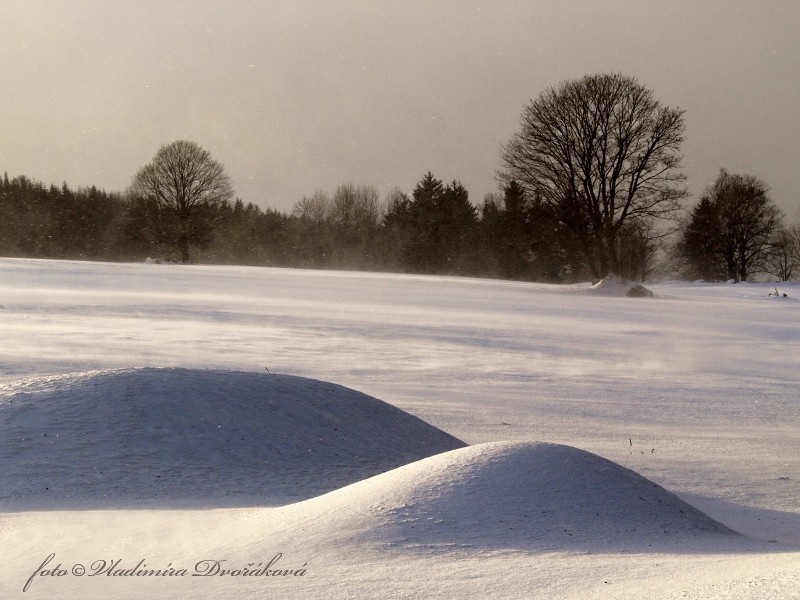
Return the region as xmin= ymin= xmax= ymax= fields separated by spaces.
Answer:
xmin=392 ymin=172 xmax=477 ymax=274
xmin=407 ymin=172 xmax=447 ymax=272
xmin=381 ymin=188 xmax=414 ymax=271
xmin=677 ymin=195 xmax=726 ymax=281
xmin=439 ymin=180 xmax=477 ymax=272
xmin=498 ymin=180 xmax=533 ymax=278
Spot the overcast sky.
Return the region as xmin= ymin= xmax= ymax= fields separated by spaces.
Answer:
xmin=2 ymin=1 xmax=799 ymax=216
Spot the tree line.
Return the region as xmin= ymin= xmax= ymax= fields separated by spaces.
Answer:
xmin=2 ymin=72 xmax=798 ymax=282
xmin=0 ymin=168 xmax=591 ymax=280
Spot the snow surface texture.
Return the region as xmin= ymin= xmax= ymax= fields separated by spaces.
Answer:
xmin=0 ymin=257 xmax=798 ymax=599
xmin=0 ymin=368 xmax=465 ymax=507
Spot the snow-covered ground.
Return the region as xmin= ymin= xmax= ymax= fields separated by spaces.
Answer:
xmin=1 ymin=257 xmax=798 ymax=598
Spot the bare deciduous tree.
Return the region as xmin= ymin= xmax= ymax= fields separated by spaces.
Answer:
xmin=330 ymin=182 xmax=382 ymax=237
xmin=706 ymin=169 xmax=782 ymax=282
xmin=290 ymin=183 xmax=384 ymax=269
xmin=764 ymin=224 xmax=800 ymax=282
xmin=130 ymin=140 xmax=233 ymax=262
xmin=499 ymin=73 xmax=687 ymax=279
xmin=292 ymin=190 xmax=332 ymax=225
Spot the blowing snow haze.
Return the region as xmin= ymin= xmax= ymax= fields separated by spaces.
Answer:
xmin=1 ymin=1 xmax=799 ymax=215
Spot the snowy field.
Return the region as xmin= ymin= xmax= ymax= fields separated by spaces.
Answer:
xmin=0 ymin=257 xmax=798 ymax=599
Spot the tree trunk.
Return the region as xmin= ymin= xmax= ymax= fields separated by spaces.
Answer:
xmin=738 ymin=243 xmax=748 ymax=282
xmin=179 ymin=218 xmax=190 ymax=263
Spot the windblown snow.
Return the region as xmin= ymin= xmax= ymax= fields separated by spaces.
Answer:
xmin=0 ymin=257 xmax=798 ymax=599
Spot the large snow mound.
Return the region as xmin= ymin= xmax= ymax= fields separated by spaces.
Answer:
xmin=0 ymin=368 xmax=465 ymax=508
xmin=285 ymin=441 xmax=738 ymax=551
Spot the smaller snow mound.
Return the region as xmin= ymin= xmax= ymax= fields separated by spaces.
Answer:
xmin=589 ymin=274 xmax=654 ymax=297
xmin=0 ymin=368 xmax=465 ymax=508
xmin=293 ymin=441 xmax=738 ymax=552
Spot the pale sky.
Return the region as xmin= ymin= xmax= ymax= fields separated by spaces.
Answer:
xmin=2 ymin=1 xmax=799 ymax=217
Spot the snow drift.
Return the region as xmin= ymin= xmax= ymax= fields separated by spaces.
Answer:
xmin=588 ymin=274 xmax=654 ymax=297
xmin=276 ymin=441 xmax=738 ymax=552
xmin=0 ymin=367 xmax=736 ymax=552
xmin=0 ymin=368 xmax=465 ymax=507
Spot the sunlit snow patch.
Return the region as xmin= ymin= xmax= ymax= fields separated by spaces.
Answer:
xmin=286 ymin=441 xmax=738 ymax=552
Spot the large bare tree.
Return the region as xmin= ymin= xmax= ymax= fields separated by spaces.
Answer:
xmin=500 ymin=73 xmax=687 ymax=279
xmin=130 ymin=140 xmax=233 ymax=262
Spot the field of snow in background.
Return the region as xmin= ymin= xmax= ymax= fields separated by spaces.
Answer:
xmin=1 ymin=257 xmax=798 ymax=598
